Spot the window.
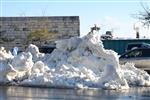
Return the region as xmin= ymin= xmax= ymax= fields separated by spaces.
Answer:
xmin=124 ymin=49 xmax=142 ymax=58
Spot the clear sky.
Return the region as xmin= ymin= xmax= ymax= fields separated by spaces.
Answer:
xmin=1 ymin=0 xmax=150 ymax=38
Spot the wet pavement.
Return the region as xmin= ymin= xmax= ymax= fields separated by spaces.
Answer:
xmin=0 ymin=86 xmax=150 ymax=100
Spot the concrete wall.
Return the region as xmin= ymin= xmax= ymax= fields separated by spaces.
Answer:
xmin=0 ymin=16 xmax=80 ymax=51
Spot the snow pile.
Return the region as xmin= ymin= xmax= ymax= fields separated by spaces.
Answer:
xmin=0 ymin=47 xmax=14 ymax=83
xmin=25 ymin=44 xmax=45 ymax=62
xmin=121 ymin=63 xmax=150 ymax=86
xmin=0 ymin=47 xmax=13 ymax=61
xmin=0 ymin=33 xmax=150 ymax=89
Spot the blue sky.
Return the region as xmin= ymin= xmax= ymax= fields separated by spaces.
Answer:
xmin=1 ymin=0 xmax=150 ymax=38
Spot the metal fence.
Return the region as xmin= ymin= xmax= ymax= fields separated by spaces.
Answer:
xmin=102 ymin=39 xmax=150 ymax=55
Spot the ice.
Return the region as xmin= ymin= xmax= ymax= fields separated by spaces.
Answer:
xmin=0 ymin=33 xmax=150 ymax=89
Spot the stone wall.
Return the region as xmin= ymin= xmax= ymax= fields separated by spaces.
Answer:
xmin=0 ymin=16 xmax=80 ymax=51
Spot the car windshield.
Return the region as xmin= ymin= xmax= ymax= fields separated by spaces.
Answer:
xmin=127 ymin=50 xmax=142 ymax=57
xmin=127 ymin=44 xmax=140 ymax=50
xmin=120 ymin=48 xmax=150 ymax=58
xmin=126 ymin=43 xmax=150 ymax=51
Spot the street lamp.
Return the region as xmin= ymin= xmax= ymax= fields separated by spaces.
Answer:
xmin=133 ymin=22 xmax=140 ymax=39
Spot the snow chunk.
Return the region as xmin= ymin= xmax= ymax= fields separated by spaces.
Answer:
xmin=121 ymin=63 xmax=150 ymax=86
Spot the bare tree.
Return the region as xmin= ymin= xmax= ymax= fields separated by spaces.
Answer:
xmin=136 ymin=3 xmax=150 ymax=28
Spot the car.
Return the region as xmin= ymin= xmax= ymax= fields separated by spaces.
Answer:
xmin=126 ymin=42 xmax=150 ymax=52
xmin=119 ymin=48 xmax=150 ymax=72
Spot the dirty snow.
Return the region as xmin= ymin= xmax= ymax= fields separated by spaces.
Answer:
xmin=0 ymin=33 xmax=150 ymax=89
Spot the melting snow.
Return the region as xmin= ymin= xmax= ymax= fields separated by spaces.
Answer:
xmin=0 ymin=33 xmax=150 ymax=89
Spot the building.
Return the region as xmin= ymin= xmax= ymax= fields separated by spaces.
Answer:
xmin=0 ymin=16 xmax=80 ymax=51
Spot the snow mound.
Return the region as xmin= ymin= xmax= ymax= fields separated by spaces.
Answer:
xmin=121 ymin=63 xmax=150 ymax=86
xmin=0 ymin=33 xmax=150 ymax=89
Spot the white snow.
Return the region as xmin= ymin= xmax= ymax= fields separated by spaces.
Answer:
xmin=0 ymin=33 xmax=150 ymax=89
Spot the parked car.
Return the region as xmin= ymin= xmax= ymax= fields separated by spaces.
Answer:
xmin=119 ymin=48 xmax=150 ymax=72
xmin=126 ymin=42 xmax=150 ymax=52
